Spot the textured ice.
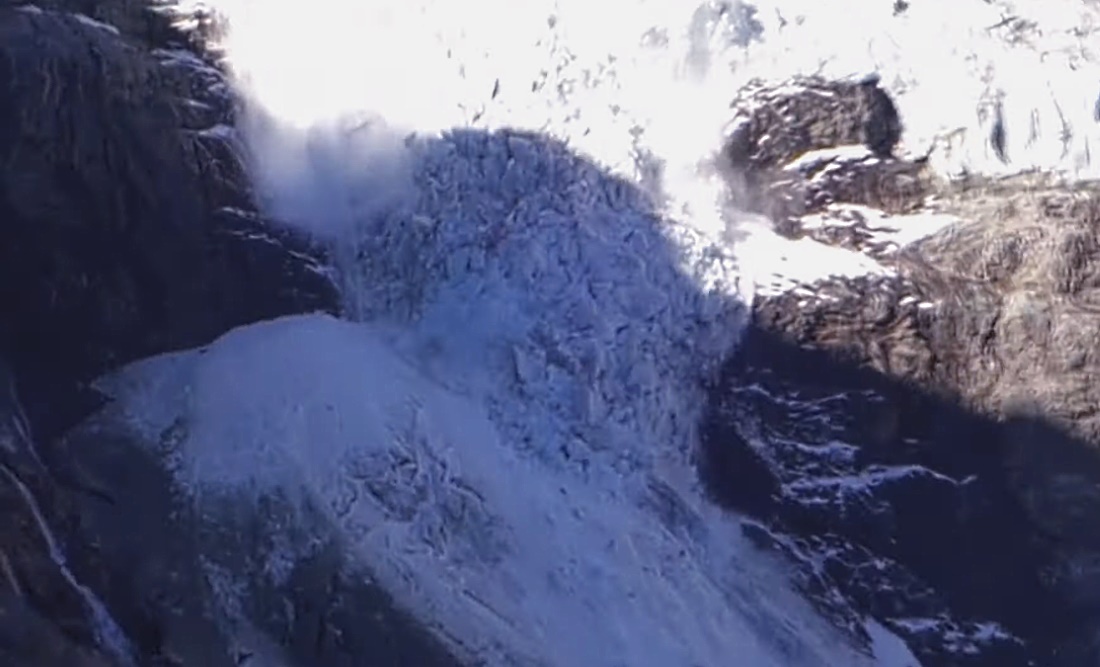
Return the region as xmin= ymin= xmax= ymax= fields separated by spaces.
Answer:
xmin=102 ymin=314 xmax=885 ymax=667
xmin=93 ymin=98 xmax=882 ymax=663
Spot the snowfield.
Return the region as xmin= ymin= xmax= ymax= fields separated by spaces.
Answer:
xmin=100 ymin=312 xmax=901 ymax=667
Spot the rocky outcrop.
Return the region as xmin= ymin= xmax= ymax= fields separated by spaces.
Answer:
xmin=721 ymin=76 xmax=914 ymax=226
xmin=0 ymin=3 xmax=337 ymax=431
xmin=704 ymin=77 xmax=1100 ymax=665
xmin=0 ymin=3 xmax=340 ymax=663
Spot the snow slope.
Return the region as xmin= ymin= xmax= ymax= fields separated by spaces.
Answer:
xmin=102 ymin=313 xmax=897 ymax=667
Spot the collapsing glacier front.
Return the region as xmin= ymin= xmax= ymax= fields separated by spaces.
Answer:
xmin=85 ymin=123 xmax=915 ymax=666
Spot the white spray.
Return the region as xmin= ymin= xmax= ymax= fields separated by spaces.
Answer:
xmin=186 ymin=0 xmax=1100 ymax=247
xmin=181 ymin=0 xmax=771 ymax=246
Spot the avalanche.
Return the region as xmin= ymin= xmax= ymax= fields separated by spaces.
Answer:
xmin=96 ymin=115 xmax=903 ymax=666
xmin=108 ymin=0 xmax=1100 ymax=664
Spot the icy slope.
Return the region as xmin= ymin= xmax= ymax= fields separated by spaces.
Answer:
xmin=101 ymin=312 xmax=906 ymax=667
xmin=95 ymin=117 xmax=919 ymax=664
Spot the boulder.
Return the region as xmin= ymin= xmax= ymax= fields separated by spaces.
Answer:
xmin=721 ymin=76 xmax=926 ymax=243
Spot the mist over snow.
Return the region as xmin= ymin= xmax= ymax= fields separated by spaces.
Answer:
xmin=734 ymin=0 xmax=1100 ymax=179
xmin=195 ymin=0 xmax=1100 ymax=234
xmin=112 ymin=0 xmax=1100 ymax=665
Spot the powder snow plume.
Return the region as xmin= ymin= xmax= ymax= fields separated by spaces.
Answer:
xmin=181 ymin=0 xmax=767 ymax=243
xmin=187 ymin=0 xmax=1100 ymax=245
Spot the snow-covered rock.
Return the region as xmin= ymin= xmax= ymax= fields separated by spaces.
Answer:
xmin=705 ymin=74 xmax=1100 ymax=666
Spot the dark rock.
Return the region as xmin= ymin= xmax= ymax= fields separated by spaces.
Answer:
xmin=703 ymin=324 xmax=1065 ymax=666
xmin=0 ymin=5 xmax=338 ymax=439
xmin=724 ymin=75 xmax=902 ymax=175
xmin=721 ymin=77 xmax=925 ymax=227
xmin=859 ymin=75 xmax=902 ymax=159
xmin=710 ymin=76 xmax=1100 ymax=665
xmin=0 ymin=591 xmax=113 ymax=667
xmin=0 ymin=4 xmax=339 ymax=663
xmin=990 ymin=102 xmax=1008 ymax=163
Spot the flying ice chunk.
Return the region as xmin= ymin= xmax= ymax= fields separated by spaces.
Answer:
xmin=71 ymin=12 xmax=121 ymax=35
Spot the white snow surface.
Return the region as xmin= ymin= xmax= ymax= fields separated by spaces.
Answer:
xmin=102 ymin=314 xmax=892 ymax=667
xmin=172 ymin=0 xmax=1100 ymax=298
xmin=867 ymin=620 xmax=923 ymax=667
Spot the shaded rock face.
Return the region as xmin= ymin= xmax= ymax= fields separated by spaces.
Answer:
xmin=0 ymin=4 xmax=337 ymax=436
xmin=0 ymin=2 xmax=341 ymax=664
xmin=704 ymin=78 xmax=1100 ymax=665
xmin=0 ymin=591 xmax=113 ymax=667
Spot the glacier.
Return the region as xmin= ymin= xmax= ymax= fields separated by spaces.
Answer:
xmin=96 ymin=123 xmax=912 ymax=665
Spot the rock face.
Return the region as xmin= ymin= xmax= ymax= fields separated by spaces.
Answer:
xmin=0 ymin=2 xmax=337 ymax=436
xmin=704 ymin=77 xmax=1100 ymax=665
xmin=0 ymin=2 xmax=340 ymax=664
xmin=721 ymin=76 xmax=911 ymax=223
